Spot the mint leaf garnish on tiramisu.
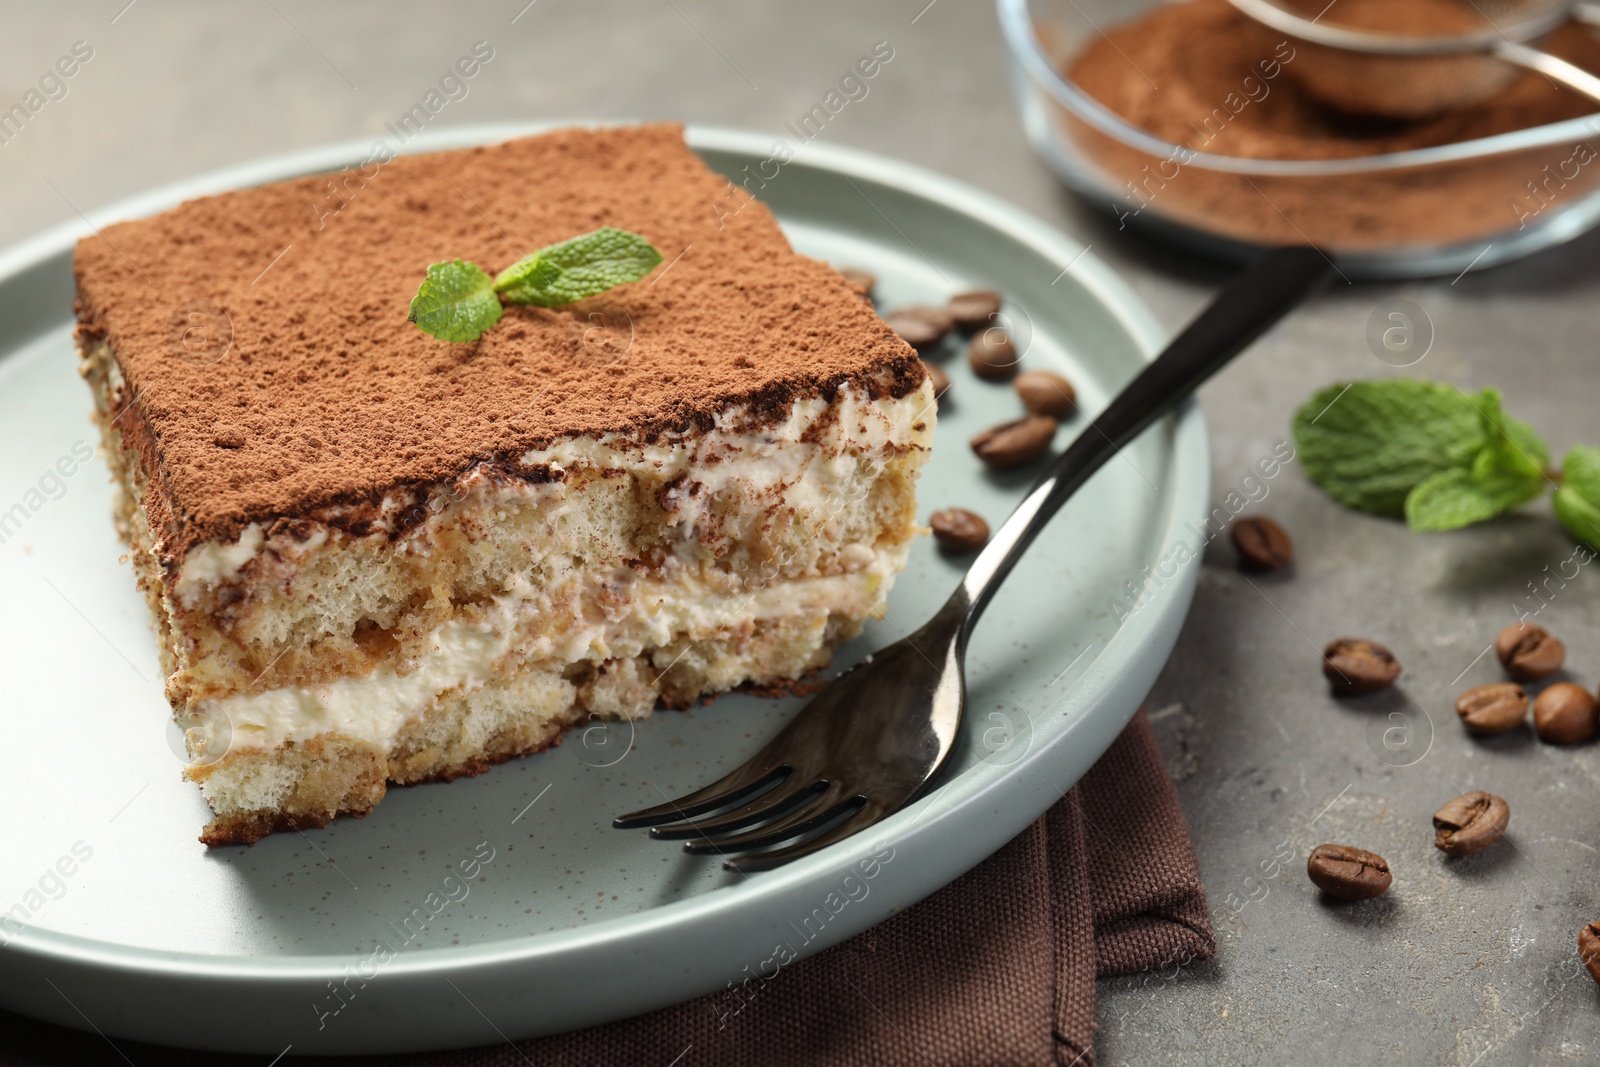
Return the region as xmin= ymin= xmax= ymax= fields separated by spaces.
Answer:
xmin=494 ymin=227 xmax=663 ymax=306
xmin=408 ymin=226 xmax=663 ymax=342
xmin=408 ymin=259 xmax=502 ymax=342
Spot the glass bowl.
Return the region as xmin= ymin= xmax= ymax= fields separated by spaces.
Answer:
xmin=997 ymin=0 xmax=1600 ymax=278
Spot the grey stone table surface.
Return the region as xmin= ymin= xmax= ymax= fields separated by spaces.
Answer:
xmin=6 ymin=2 xmax=1600 ymax=1063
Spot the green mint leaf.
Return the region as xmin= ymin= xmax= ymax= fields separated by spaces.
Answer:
xmin=1404 ymin=467 xmax=1540 ymax=531
xmin=491 ymin=254 xmax=562 ymax=300
xmin=1403 ymin=389 xmax=1548 ymax=532
xmin=1554 ymin=445 xmax=1600 ymax=548
xmin=1292 ymin=380 xmax=1484 ymax=517
xmin=493 ymin=227 xmax=663 ymax=307
xmin=1404 ymin=469 xmax=1511 ymax=531
xmin=1561 ymin=444 xmax=1600 ymax=504
xmin=1468 ymin=387 xmax=1548 ymax=496
xmin=408 ymin=260 xmax=502 ymax=342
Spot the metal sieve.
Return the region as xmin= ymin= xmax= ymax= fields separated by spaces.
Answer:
xmin=1227 ymin=0 xmax=1600 ymax=119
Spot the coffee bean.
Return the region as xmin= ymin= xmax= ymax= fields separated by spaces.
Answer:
xmin=839 ymin=268 xmax=876 ymax=299
xmin=884 ymin=305 xmax=954 ymax=349
xmin=929 ymin=508 xmax=989 ymax=552
xmin=1432 ymin=790 xmax=1509 ymax=856
xmin=1014 ymin=370 xmax=1076 ymax=418
xmin=1231 ymin=516 xmax=1293 ymax=572
xmin=947 ymin=289 xmax=1002 ymax=330
xmin=970 ymin=414 xmax=1057 ymax=470
xmin=1454 ymin=682 xmax=1528 ymax=736
xmin=1533 ymin=681 xmax=1598 ymax=744
xmin=967 ymin=328 xmax=1019 ymax=381
xmin=1306 ymin=843 xmax=1392 ymax=901
xmin=1322 ymin=637 xmax=1401 ymax=694
xmin=922 ymin=360 xmax=950 ymax=405
xmin=1495 ymin=622 xmax=1564 ymax=681
xmin=1580 ymin=923 xmax=1600 ymax=985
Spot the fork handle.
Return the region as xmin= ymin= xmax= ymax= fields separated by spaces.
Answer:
xmin=950 ymin=245 xmax=1333 ymax=637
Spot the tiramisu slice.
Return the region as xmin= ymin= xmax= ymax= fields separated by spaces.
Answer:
xmin=73 ymin=124 xmax=934 ymax=845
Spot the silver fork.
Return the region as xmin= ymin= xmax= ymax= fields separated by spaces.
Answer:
xmin=614 ymin=246 xmax=1332 ymax=871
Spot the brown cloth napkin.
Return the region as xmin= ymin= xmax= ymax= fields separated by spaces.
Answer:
xmin=0 ymin=709 xmax=1212 ymax=1067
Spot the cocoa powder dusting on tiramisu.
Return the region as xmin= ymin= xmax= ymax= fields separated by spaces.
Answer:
xmin=72 ymin=124 xmax=925 ymax=563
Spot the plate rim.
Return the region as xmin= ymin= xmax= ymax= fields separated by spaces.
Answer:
xmin=0 ymin=122 xmax=1207 ymax=1047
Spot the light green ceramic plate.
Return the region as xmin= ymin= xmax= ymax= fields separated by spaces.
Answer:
xmin=0 ymin=124 xmax=1205 ymax=1054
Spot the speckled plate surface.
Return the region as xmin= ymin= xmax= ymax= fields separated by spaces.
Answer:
xmin=0 ymin=123 xmax=1206 ymax=1055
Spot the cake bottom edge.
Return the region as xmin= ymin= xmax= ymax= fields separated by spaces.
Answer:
xmin=188 ymin=611 xmax=864 ymax=847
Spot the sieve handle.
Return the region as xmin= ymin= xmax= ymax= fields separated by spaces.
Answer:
xmin=1492 ymin=39 xmax=1600 ymax=106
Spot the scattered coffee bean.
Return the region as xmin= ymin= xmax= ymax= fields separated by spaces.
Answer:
xmin=1432 ymin=790 xmax=1510 ymax=856
xmin=1580 ymin=922 xmax=1600 ymax=985
xmin=1014 ymin=370 xmax=1076 ymax=418
xmin=929 ymin=508 xmax=989 ymax=552
xmin=839 ymin=268 xmax=876 ymax=298
xmin=1495 ymin=622 xmax=1564 ymax=681
xmin=1533 ymin=681 xmax=1598 ymax=744
xmin=884 ymin=305 xmax=954 ymax=349
xmin=1306 ymin=843 xmax=1392 ymax=901
xmin=1231 ymin=516 xmax=1293 ymax=572
xmin=1454 ymin=682 xmax=1528 ymax=736
xmin=970 ymin=414 xmax=1057 ymax=470
xmin=947 ymin=289 xmax=1002 ymax=330
xmin=1322 ymin=637 xmax=1401 ymax=694
xmin=967 ymin=328 xmax=1019 ymax=381
xmin=922 ymin=360 xmax=950 ymax=405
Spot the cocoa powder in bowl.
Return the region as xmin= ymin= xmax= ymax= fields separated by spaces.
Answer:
xmin=1058 ymin=0 xmax=1600 ymax=250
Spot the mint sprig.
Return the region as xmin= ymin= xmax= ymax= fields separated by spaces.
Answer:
xmin=1292 ymin=380 xmax=1483 ymax=517
xmin=1554 ymin=446 xmax=1600 ymax=548
xmin=1405 ymin=389 xmax=1548 ymax=531
xmin=407 ymin=227 xmax=663 ymax=343
xmin=1293 ymin=378 xmax=1584 ymax=541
